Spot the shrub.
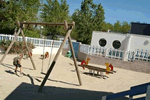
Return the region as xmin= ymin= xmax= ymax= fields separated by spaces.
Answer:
xmin=0 ymin=40 xmax=35 ymax=54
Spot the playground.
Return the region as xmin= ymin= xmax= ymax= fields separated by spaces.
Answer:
xmin=0 ymin=54 xmax=150 ymax=100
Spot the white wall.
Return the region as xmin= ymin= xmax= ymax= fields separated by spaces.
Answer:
xmin=91 ymin=31 xmax=127 ymax=50
xmin=91 ymin=31 xmax=150 ymax=52
xmin=129 ymin=34 xmax=150 ymax=51
xmin=32 ymin=46 xmax=61 ymax=55
xmin=0 ymin=46 xmax=61 ymax=55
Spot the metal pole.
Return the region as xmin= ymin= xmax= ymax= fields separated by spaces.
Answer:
xmin=0 ymin=28 xmax=21 ymax=64
xmin=38 ymin=21 xmax=75 ymax=93
xmin=47 ymin=40 xmax=54 ymax=70
xmin=41 ymin=38 xmax=45 ymax=73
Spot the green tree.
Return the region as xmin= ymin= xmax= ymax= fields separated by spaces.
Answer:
xmin=72 ymin=0 xmax=105 ymax=44
xmin=0 ymin=0 xmax=40 ymax=37
xmin=113 ymin=20 xmax=122 ymax=33
xmin=41 ymin=0 xmax=70 ymax=39
xmin=113 ymin=21 xmax=131 ymax=33
xmin=101 ymin=22 xmax=114 ymax=32
xmin=121 ymin=21 xmax=131 ymax=33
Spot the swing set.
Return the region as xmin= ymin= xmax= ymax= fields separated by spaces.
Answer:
xmin=0 ymin=20 xmax=82 ymax=93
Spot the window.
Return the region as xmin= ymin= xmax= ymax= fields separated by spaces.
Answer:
xmin=99 ymin=38 xmax=107 ymax=47
xmin=112 ymin=40 xmax=121 ymax=49
xmin=144 ymin=40 xmax=149 ymax=45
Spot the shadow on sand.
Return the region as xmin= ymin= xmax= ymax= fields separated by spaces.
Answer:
xmin=5 ymin=82 xmax=129 ymax=100
xmin=83 ymin=72 xmax=109 ymax=79
xmin=1 ymin=63 xmax=33 ymax=70
xmin=3 ymin=63 xmax=129 ymax=100
xmin=5 ymin=69 xmax=41 ymax=83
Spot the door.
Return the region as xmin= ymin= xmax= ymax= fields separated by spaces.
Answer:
xmin=71 ymin=42 xmax=79 ymax=58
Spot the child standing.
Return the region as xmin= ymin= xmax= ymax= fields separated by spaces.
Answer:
xmin=13 ymin=54 xmax=23 ymax=76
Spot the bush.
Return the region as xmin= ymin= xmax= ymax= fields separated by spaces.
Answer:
xmin=0 ymin=40 xmax=35 ymax=54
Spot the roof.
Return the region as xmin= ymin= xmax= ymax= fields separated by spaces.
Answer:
xmin=93 ymin=31 xmax=150 ymax=38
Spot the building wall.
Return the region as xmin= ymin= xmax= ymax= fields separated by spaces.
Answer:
xmin=91 ymin=31 xmax=150 ymax=52
xmin=129 ymin=34 xmax=150 ymax=51
xmin=77 ymin=51 xmax=88 ymax=61
xmin=91 ymin=31 xmax=127 ymax=50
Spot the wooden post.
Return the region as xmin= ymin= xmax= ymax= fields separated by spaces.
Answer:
xmin=0 ymin=28 xmax=21 ymax=64
xmin=64 ymin=20 xmax=82 ymax=86
xmin=20 ymin=24 xmax=36 ymax=70
xmin=38 ymin=21 xmax=75 ymax=93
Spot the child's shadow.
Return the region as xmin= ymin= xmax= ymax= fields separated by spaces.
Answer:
xmin=5 ymin=70 xmax=15 ymax=74
xmin=5 ymin=70 xmax=20 ymax=77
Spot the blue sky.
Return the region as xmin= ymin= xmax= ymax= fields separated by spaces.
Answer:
xmin=42 ymin=0 xmax=150 ymax=24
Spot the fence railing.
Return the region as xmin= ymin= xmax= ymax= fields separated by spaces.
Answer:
xmin=107 ymin=49 xmax=124 ymax=60
xmin=127 ymin=50 xmax=150 ymax=62
xmin=0 ymin=34 xmax=68 ymax=48
xmin=80 ymin=44 xmax=150 ymax=62
xmin=80 ymin=44 xmax=124 ymax=59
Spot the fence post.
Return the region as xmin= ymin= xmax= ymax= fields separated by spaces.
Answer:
xmin=123 ymin=51 xmax=128 ymax=61
xmin=93 ymin=45 xmax=95 ymax=55
xmin=5 ymin=34 xmax=7 ymax=41
xmin=9 ymin=35 xmax=11 ymax=40
xmin=88 ymin=46 xmax=90 ymax=55
xmin=83 ymin=44 xmax=86 ymax=54
xmin=90 ymin=45 xmax=92 ymax=55
xmin=39 ymin=39 xmax=41 ymax=47
xmin=50 ymin=40 xmax=52 ymax=47
xmin=132 ymin=51 xmax=136 ymax=61
xmin=25 ymin=37 xmax=27 ymax=42
xmin=104 ymin=48 xmax=108 ymax=58
xmin=146 ymin=50 xmax=149 ymax=62
xmin=2 ymin=35 xmax=3 ymax=40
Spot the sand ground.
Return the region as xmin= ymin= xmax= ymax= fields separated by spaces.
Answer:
xmin=0 ymin=54 xmax=150 ymax=100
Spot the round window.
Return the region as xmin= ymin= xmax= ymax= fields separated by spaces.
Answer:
xmin=112 ymin=40 xmax=121 ymax=49
xmin=99 ymin=38 xmax=107 ymax=47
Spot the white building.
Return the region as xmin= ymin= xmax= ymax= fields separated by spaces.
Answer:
xmin=91 ymin=31 xmax=150 ymax=52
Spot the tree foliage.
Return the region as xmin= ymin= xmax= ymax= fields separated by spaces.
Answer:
xmin=100 ymin=21 xmax=131 ymax=33
xmin=101 ymin=22 xmax=114 ymax=32
xmin=113 ymin=21 xmax=130 ymax=33
xmin=113 ymin=21 xmax=122 ymax=33
xmin=41 ymin=0 xmax=70 ymax=39
xmin=0 ymin=0 xmax=132 ymax=43
xmin=72 ymin=0 xmax=105 ymax=44
xmin=0 ymin=0 xmax=40 ymax=37
xmin=121 ymin=21 xmax=131 ymax=33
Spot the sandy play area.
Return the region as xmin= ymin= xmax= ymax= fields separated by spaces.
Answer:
xmin=0 ymin=54 xmax=150 ymax=100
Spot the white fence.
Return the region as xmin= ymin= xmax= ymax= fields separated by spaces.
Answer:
xmin=0 ymin=34 xmax=69 ymax=48
xmin=80 ymin=44 xmax=150 ymax=62
xmin=1 ymin=34 xmax=150 ymax=61
xmin=128 ymin=49 xmax=150 ymax=62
